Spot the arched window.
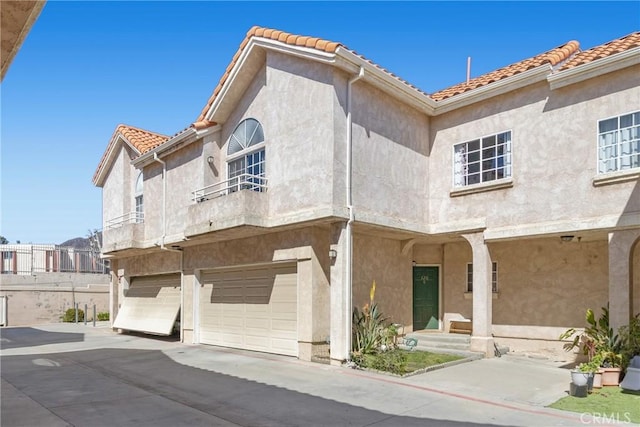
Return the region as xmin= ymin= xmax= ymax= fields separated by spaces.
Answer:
xmin=134 ymin=172 xmax=144 ymax=222
xmin=227 ymin=118 xmax=266 ymax=192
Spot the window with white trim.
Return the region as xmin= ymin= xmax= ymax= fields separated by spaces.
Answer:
xmin=454 ymin=131 xmax=512 ymax=187
xmin=134 ymin=172 xmax=144 ymax=223
xmin=466 ymin=262 xmax=498 ymax=293
xmin=598 ymin=111 xmax=640 ymax=174
xmin=227 ymin=118 xmax=266 ymax=193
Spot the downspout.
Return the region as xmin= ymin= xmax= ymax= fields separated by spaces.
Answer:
xmin=152 ymin=153 xmax=184 ymax=342
xmin=152 ymin=153 xmax=168 ymax=249
xmin=345 ymin=67 xmax=364 ymax=361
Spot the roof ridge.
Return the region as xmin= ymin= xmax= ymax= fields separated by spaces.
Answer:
xmin=116 ymin=123 xmax=168 ymax=138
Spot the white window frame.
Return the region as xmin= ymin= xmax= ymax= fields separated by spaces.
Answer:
xmin=466 ymin=262 xmax=498 ymax=293
xmin=226 ymin=118 xmax=266 ymax=193
xmin=134 ymin=172 xmax=144 ymax=223
xmin=597 ymin=110 xmax=640 ymax=174
xmin=453 ymin=130 xmax=512 ymax=187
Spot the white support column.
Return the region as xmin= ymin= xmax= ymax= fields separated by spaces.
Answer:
xmin=109 ymin=260 xmax=119 ymax=329
xmin=608 ymin=229 xmax=640 ymax=332
xmin=330 ymin=223 xmax=349 ymax=364
xmin=462 ymin=232 xmax=494 ymax=357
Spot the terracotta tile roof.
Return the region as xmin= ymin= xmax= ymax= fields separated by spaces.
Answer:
xmin=116 ymin=124 xmax=169 ymax=153
xmin=93 ymin=124 xmax=168 ymax=184
xmin=559 ymin=31 xmax=640 ymax=71
xmin=430 ymin=40 xmax=580 ymax=101
xmin=193 ymin=26 xmax=430 ymax=128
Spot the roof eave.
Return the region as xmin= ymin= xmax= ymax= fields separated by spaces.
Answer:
xmin=432 ymin=65 xmax=552 ymax=115
xmin=548 ymin=47 xmax=640 ymax=90
xmin=336 ymin=48 xmax=437 ymax=115
xmin=93 ymin=133 xmax=140 ymax=187
xmin=132 ymin=126 xmax=215 ymax=168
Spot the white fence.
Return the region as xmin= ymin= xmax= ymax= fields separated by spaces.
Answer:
xmin=0 ymin=245 xmax=109 ymax=275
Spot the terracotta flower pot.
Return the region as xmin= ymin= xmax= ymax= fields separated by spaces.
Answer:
xmin=592 ymin=370 xmax=603 ymax=388
xmin=601 ymin=367 xmax=622 ymax=386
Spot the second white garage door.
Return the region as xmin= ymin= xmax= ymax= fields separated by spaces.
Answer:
xmin=199 ymin=263 xmax=297 ymax=356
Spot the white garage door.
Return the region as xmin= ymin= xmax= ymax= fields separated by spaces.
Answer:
xmin=199 ymin=263 xmax=297 ymax=356
xmin=113 ymin=273 xmax=181 ymax=336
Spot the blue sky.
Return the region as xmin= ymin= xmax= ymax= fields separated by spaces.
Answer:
xmin=1 ymin=1 xmax=638 ymax=244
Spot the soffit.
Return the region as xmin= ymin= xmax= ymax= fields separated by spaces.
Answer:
xmin=1 ymin=1 xmax=46 ymax=80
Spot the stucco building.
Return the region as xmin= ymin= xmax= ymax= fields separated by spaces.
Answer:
xmin=93 ymin=27 xmax=640 ymax=363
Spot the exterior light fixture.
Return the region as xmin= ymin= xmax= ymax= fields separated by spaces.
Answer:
xmin=560 ymin=235 xmax=574 ymax=242
xmin=207 ymin=156 xmax=215 ymax=164
xmin=329 ymin=249 xmax=337 ymax=259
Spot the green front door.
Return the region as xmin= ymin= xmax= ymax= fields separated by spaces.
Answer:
xmin=413 ymin=266 xmax=439 ymax=330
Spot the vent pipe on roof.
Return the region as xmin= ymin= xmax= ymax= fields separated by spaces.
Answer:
xmin=467 ymin=57 xmax=471 ymax=85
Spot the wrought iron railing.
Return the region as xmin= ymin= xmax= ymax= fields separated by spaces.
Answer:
xmin=192 ymin=173 xmax=267 ymax=203
xmin=105 ymin=211 xmax=144 ymax=228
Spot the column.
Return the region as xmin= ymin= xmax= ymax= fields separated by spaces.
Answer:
xmin=330 ymin=223 xmax=349 ymax=364
xmin=462 ymin=232 xmax=494 ymax=357
xmin=109 ymin=259 xmax=119 ymax=329
xmin=608 ymin=229 xmax=640 ymax=331
xmin=182 ymin=271 xmax=194 ymax=344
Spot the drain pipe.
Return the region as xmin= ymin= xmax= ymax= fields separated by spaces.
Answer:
xmin=345 ymin=67 xmax=364 ymax=361
xmin=151 ymin=152 xmax=184 ymax=342
xmin=152 ymin=153 xmax=168 ymax=249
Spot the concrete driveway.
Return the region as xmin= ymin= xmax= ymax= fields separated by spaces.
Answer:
xmin=1 ymin=323 xmax=592 ymax=427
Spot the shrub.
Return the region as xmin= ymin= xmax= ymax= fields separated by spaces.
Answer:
xmin=62 ymin=308 xmax=84 ymax=322
xmin=618 ymin=313 xmax=640 ymax=369
xmin=97 ymin=312 xmax=110 ymax=321
xmin=559 ymin=306 xmax=620 ymax=361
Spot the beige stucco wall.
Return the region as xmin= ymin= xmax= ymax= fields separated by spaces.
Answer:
xmin=352 ymin=233 xmax=413 ymax=330
xmin=102 ymin=144 xmax=137 ymax=229
xmin=350 ymin=77 xmax=430 ymax=230
xmin=214 ymin=52 xmax=336 ymax=220
xmin=441 ymin=237 xmax=608 ymax=329
xmin=428 ymin=66 xmax=640 ymax=231
xmin=1 ymin=284 xmax=109 ymax=326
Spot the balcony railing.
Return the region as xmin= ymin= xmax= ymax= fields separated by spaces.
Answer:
xmin=106 ymin=211 xmax=144 ymax=229
xmin=192 ymin=173 xmax=267 ymax=203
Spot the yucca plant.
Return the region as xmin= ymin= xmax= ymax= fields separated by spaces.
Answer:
xmin=352 ymin=281 xmax=389 ymax=355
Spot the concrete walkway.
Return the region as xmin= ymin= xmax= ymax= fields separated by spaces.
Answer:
xmin=0 ymin=323 xmax=622 ymax=426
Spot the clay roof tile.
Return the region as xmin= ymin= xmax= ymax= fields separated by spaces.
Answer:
xmin=560 ymin=32 xmax=640 ymax=71
xmin=431 ymin=39 xmax=580 ymax=101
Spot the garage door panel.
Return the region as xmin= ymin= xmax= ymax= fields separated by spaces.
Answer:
xmin=113 ymin=274 xmax=180 ymax=336
xmin=271 ymin=339 xmax=297 ymax=353
xmin=199 ymin=264 xmax=297 ymax=357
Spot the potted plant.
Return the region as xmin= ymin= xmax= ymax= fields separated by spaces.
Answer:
xmin=570 ymin=367 xmax=590 ymax=387
xmin=599 ymin=350 xmax=623 ymax=386
xmin=577 ymin=353 xmax=604 ymax=390
xmin=559 ymin=306 xmax=622 ymax=386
